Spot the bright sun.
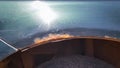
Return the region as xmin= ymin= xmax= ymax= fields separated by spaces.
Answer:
xmin=30 ymin=1 xmax=58 ymax=26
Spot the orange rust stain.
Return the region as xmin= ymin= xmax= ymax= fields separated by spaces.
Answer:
xmin=34 ymin=34 xmax=73 ymax=44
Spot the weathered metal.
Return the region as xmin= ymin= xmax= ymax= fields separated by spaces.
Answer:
xmin=0 ymin=37 xmax=120 ymax=68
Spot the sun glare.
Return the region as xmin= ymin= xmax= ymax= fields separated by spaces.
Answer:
xmin=30 ymin=1 xmax=58 ymax=26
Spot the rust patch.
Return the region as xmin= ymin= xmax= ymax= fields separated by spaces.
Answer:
xmin=34 ymin=34 xmax=73 ymax=44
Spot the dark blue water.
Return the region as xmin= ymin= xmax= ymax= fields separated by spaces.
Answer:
xmin=0 ymin=1 xmax=120 ymax=44
xmin=0 ymin=40 xmax=16 ymax=61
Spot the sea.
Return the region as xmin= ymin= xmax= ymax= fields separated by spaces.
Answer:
xmin=0 ymin=1 xmax=120 ymax=46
